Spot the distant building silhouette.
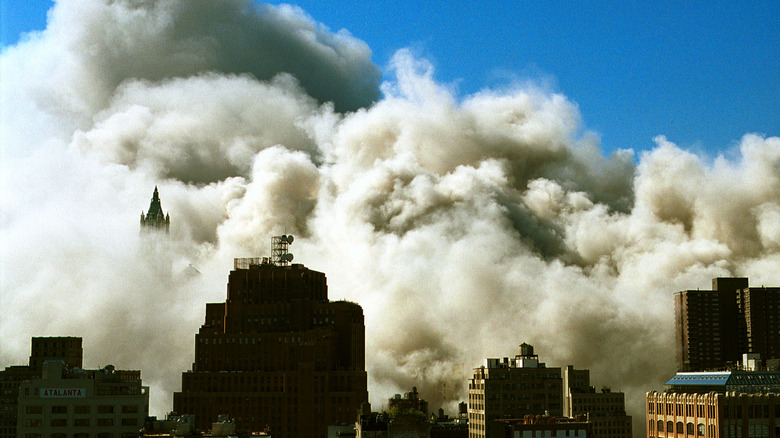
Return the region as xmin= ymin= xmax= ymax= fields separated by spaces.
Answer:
xmin=140 ymin=186 xmax=170 ymax=233
xmin=388 ymin=386 xmax=428 ymax=417
xmin=675 ymin=278 xmax=780 ymax=371
xmin=174 ymin=236 xmax=368 ymax=437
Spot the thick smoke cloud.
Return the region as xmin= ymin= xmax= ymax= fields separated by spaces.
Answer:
xmin=1 ymin=1 xmax=778 ymax=436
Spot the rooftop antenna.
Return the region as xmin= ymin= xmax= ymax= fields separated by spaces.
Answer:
xmin=271 ymin=235 xmax=294 ymax=266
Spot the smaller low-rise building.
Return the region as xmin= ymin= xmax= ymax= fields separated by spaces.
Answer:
xmin=646 ymin=371 xmax=780 ymax=438
xmin=490 ymin=415 xmax=592 ymax=438
xmin=564 ymin=366 xmax=632 ymax=438
xmin=16 ymin=360 xmax=149 ymax=438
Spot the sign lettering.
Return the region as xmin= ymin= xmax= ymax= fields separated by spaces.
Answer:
xmin=40 ymin=388 xmax=86 ymax=398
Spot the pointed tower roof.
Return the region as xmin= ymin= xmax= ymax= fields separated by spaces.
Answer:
xmin=141 ymin=186 xmax=170 ymax=233
xmin=147 ymin=186 xmax=164 ymax=217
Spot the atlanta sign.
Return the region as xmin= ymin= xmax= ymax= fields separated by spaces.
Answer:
xmin=40 ymin=388 xmax=86 ymax=398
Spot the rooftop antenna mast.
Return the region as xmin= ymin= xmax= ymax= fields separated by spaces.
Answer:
xmin=271 ymin=235 xmax=294 ymax=266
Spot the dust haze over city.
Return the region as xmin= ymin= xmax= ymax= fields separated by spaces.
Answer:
xmin=1 ymin=0 xmax=779 ymax=434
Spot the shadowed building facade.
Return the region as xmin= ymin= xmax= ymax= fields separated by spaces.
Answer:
xmin=174 ymin=258 xmax=367 ymax=437
xmin=16 ymin=361 xmax=149 ymax=437
xmin=564 ymin=366 xmax=632 ymax=438
xmin=0 ymin=337 xmax=83 ymax=438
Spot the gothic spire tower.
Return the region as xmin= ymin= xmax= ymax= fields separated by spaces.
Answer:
xmin=140 ymin=186 xmax=170 ymax=233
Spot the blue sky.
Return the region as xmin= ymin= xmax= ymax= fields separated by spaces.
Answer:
xmin=3 ymin=0 xmax=778 ymax=156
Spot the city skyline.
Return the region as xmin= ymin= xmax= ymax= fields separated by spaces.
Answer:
xmin=1 ymin=1 xmax=779 ymax=436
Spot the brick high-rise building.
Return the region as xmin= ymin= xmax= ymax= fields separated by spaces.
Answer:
xmin=174 ymin=237 xmax=368 ymax=437
xmin=738 ymin=286 xmax=780 ymax=363
xmin=468 ymin=343 xmax=563 ymax=438
xmin=675 ymin=278 xmax=779 ymax=371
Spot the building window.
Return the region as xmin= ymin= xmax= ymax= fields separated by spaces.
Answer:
xmin=74 ymin=418 xmax=90 ymax=426
xmin=25 ymin=406 xmax=43 ymax=414
xmin=687 ymin=422 xmax=694 ymax=435
xmin=697 ymin=423 xmax=705 ymax=436
xmin=121 ymin=405 xmax=138 ymax=414
xmin=667 ymin=421 xmax=673 ymax=432
xmin=98 ymin=405 xmax=114 ymax=414
xmin=50 ymin=418 xmax=67 ymax=427
xmin=74 ymin=405 xmax=90 ymax=414
xmin=51 ymin=405 xmax=67 ymax=414
xmin=97 ymin=418 xmax=114 ymax=426
xmin=24 ymin=419 xmax=42 ymax=427
xmin=121 ymin=418 xmax=138 ymax=426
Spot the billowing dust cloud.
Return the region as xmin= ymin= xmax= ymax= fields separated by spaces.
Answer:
xmin=1 ymin=1 xmax=778 ymax=435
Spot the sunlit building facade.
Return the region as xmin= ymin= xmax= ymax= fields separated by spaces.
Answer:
xmin=468 ymin=344 xmax=563 ymax=438
xmin=646 ymin=371 xmax=780 ymax=438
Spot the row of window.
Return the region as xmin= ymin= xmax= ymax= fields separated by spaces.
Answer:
xmin=649 ymin=401 xmax=780 ymax=419
xmin=23 ymin=417 xmax=139 ymax=427
xmin=23 ymin=433 xmax=137 ymax=438
xmin=24 ymin=405 xmax=139 ymax=415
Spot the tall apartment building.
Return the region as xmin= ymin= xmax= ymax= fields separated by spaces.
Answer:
xmin=675 ymin=277 xmax=779 ymax=371
xmin=738 ymin=286 xmax=780 ymax=362
xmin=564 ymin=366 xmax=631 ymax=438
xmin=174 ymin=237 xmax=368 ymax=437
xmin=468 ymin=343 xmax=563 ymax=438
xmin=646 ymin=370 xmax=780 ymax=438
xmin=16 ymin=361 xmax=149 ymax=438
xmin=0 ymin=337 xmax=83 ymax=438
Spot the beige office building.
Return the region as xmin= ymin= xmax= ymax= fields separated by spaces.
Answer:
xmin=16 ymin=361 xmax=149 ymax=438
xmin=646 ymin=371 xmax=780 ymax=438
xmin=468 ymin=344 xmax=563 ymax=438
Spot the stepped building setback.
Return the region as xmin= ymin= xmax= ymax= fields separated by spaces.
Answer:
xmin=174 ymin=236 xmax=368 ymax=437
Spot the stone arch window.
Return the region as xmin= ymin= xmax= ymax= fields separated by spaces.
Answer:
xmin=658 ymin=420 xmax=665 ymax=434
xmin=667 ymin=421 xmax=674 ymax=432
xmin=687 ymin=422 xmax=695 ymax=435
xmin=677 ymin=422 xmax=684 ymax=434
xmin=697 ymin=423 xmax=705 ymax=436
